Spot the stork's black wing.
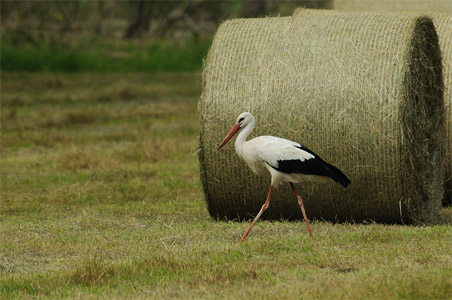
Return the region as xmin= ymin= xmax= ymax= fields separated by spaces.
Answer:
xmin=270 ymin=145 xmax=351 ymax=188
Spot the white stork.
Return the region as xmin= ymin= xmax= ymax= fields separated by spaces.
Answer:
xmin=218 ymin=112 xmax=351 ymax=241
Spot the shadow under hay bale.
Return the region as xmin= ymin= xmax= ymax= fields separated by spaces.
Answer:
xmin=198 ymin=10 xmax=445 ymax=224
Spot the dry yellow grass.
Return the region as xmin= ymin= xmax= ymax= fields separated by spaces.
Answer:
xmin=1 ymin=72 xmax=451 ymax=299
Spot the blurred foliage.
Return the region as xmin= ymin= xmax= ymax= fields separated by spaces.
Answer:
xmin=1 ymin=0 xmax=332 ymax=43
xmin=0 ymin=0 xmax=331 ymax=72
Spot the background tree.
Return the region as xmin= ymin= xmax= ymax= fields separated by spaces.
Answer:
xmin=1 ymin=0 xmax=333 ymax=42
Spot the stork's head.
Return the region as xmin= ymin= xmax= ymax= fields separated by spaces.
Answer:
xmin=236 ymin=112 xmax=254 ymax=128
xmin=218 ymin=112 xmax=254 ymax=150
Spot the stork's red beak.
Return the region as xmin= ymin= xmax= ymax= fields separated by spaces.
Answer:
xmin=218 ymin=124 xmax=241 ymax=150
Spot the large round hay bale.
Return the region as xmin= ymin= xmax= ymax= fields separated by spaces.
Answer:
xmin=198 ymin=11 xmax=445 ymax=224
xmin=434 ymin=15 xmax=452 ymax=205
xmin=333 ymin=0 xmax=452 ymax=14
xmin=319 ymin=3 xmax=452 ymax=205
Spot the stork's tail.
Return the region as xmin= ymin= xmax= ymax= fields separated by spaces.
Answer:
xmin=324 ymin=162 xmax=351 ymax=188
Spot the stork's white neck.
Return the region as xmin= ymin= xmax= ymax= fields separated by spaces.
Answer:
xmin=235 ymin=118 xmax=255 ymax=153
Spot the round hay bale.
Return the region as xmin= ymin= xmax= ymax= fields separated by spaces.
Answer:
xmin=312 ymin=5 xmax=452 ymax=205
xmin=198 ymin=11 xmax=445 ymax=224
xmin=333 ymin=0 xmax=452 ymax=14
xmin=434 ymin=14 xmax=452 ymax=206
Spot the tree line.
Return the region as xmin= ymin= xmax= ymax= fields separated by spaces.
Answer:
xmin=1 ymin=0 xmax=331 ymax=44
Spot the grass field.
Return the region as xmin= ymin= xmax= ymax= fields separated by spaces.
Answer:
xmin=1 ymin=72 xmax=452 ymax=299
xmin=1 ymin=39 xmax=211 ymax=72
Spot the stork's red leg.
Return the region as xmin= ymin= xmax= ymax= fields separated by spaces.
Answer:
xmin=290 ymin=183 xmax=313 ymax=239
xmin=239 ymin=185 xmax=273 ymax=242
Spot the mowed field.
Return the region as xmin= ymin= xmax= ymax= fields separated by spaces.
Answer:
xmin=1 ymin=72 xmax=452 ymax=299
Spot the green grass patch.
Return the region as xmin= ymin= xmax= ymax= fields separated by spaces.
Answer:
xmin=1 ymin=39 xmax=211 ymax=72
xmin=1 ymin=72 xmax=451 ymax=299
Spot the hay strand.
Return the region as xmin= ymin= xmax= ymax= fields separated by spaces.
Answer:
xmin=199 ymin=10 xmax=445 ymax=224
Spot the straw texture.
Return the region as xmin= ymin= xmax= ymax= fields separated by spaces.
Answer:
xmin=199 ymin=11 xmax=444 ymax=224
xmin=323 ymin=3 xmax=452 ymax=205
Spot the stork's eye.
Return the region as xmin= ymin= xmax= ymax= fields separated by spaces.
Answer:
xmin=238 ymin=117 xmax=244 ymax=123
